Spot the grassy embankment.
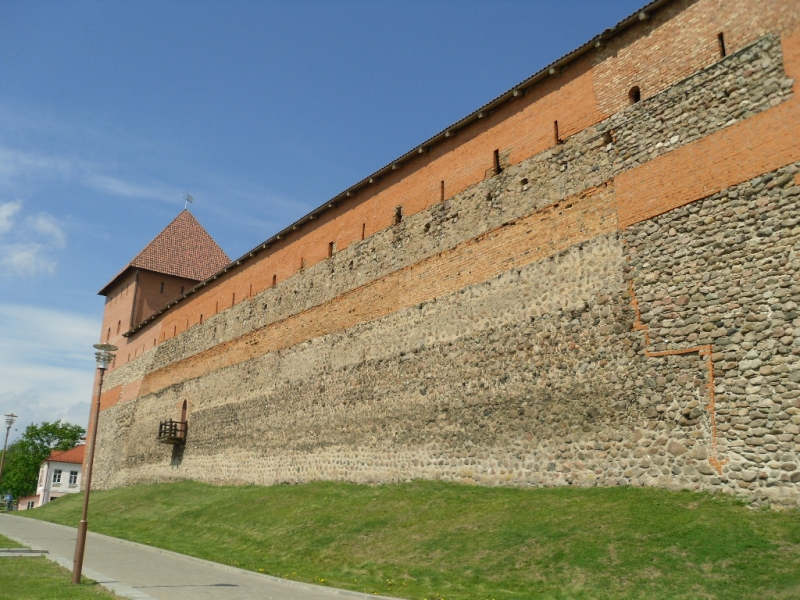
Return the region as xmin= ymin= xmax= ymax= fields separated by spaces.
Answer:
xmin=21 ymin=480 xmax=800 ymax=600
xmin=0 ymin=534 xmax=120 ymax=599
xmin=0 ymin=533 xmax=23 ymax=548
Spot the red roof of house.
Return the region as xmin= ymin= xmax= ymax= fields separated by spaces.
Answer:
xmin=99 ymin=210 xmax=230 ymax=295
xmin=45 ymin=446 xmax=85 ymax=465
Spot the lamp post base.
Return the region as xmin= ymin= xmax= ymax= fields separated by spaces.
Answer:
xmin=72 ymin=519 xmax=88 ymax=584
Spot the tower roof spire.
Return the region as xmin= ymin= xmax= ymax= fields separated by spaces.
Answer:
xmin=98 ymin=210 xmax=230 ymax=295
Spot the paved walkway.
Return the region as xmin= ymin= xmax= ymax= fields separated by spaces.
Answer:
xmin=0 ymin=514 xmax=398 ymax=600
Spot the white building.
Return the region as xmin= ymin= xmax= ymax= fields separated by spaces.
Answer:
xmin=18 ymin=446 xmax=85 ymax=510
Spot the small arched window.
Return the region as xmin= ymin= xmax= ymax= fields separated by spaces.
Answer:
xmin=629 ymin=86 xmax=641 ymax=104
xmin=106 ymin=327 xmax=111 ymax=342
xmin=116 ymin=320 xmax=121 ymax=334
xmin=180 ymin=399 xmax=188 ymax=422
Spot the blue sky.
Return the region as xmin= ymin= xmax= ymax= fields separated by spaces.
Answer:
xmin=0 ymin=0 xmax=645 ymax=439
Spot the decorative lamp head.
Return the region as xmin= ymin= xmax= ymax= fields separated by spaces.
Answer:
xmin=93 ymin=343 xmax=118 ymax=370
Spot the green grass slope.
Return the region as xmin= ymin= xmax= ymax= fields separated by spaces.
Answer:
xmin=0 ymin=533 xmax=24 ymax=548
xmin=20 ymin=481 xmax=800 ymax=600
xmin=0 ymin=557 xmax=123 ymax=599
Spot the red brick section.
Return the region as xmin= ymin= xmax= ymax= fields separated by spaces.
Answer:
xmin=98 ymin=271 xmax=137 ymax=352
xmin=134 ymin=184 xmax=617 ymax=399
xmin=616 ymin=28 xmax=800 ymax=228
xmin=99 ymin=385 xmax=123 ymax=411
xmin=593 ymin=0 xmax=798 ymax=115
xmin=616 ymin=99 xmax=800 ymax=228
xmin=131 ymin=270 xmax=198 ymax=327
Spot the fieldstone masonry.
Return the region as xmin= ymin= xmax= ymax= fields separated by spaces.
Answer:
xmin=92 ymin=20 xmax=800 ymax=509
xmin=626 ymin=165 xmax=800 ymax=506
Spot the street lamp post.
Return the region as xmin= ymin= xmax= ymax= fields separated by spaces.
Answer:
xmin=72 ymin=343 xmax=116 ymax=585
xmin=0 ymin=413 xmax=18 ymax=497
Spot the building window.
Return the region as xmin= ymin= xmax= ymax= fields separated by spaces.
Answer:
xmin=629 ymin=86 xmax=641 ymax=104
xmin=27 ymin=501 xmax=35 ymax=509
xmin=69 ymin=471 xmax=78 ymax=486
xmin=160 ymin=282 xmax=165 ymax=293
xmin=52 ymin=469 xmax=62 ymax=485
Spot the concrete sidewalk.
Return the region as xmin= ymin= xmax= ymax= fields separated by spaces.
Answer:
xmin=0 ymin=514 xmax=398 ymax=600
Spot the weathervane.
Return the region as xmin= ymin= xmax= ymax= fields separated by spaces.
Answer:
xmin=184 ymin=193 xmax=194 ymax=210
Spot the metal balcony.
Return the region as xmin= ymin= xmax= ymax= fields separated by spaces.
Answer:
xmin=157 ymin=419 xmax=187 ymax=445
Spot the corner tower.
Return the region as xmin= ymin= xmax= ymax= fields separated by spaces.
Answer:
xmin=97 ymin=210 xmax=230 ymax=353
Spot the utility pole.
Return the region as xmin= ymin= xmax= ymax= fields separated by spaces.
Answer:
xmin=0 ymin=413 xmax=18 ymax=495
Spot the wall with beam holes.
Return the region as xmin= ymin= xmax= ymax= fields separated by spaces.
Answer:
xmin=91 ymin=0 xmax=800 ymax=508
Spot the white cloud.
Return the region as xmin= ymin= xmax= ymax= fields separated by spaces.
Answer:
xmin=26 ymin=213 xmax=66 ymax=247
xmin=86 ymin=174 xmax=181 ymax=203
xmin=0 ymin=304 xmax=98 ymax=440
xmin=0 ymin=200 xmax=66 ymax=277
xmin=0 ymin=143 xmax=181 ymax=206
xmin=0 ymin=243 xmax=56 ymax=276
xmin=0 ymin=146 xmax=81 ymax=187
xmin=0 ymin=200 xmax=21 ymax=234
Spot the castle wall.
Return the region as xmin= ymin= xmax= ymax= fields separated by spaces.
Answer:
xmin=92 ymin=0 xmax=800 ymax=507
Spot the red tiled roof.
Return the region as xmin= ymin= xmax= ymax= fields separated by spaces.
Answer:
xmin=99 ymin=210 xmax=230 ymax=295
xmin=46 ymin=446 xmax=85 ymax=464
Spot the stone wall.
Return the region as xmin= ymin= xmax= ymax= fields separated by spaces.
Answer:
xmin=91 ymin=22 xmax=800 ymax=509
xmin=626 ymin=164 xmax=800 ymax=505
xmin=106 ymin=32 xmax=791 ymax=387
xmin=93 ymin=166 xmax=800 ymax=508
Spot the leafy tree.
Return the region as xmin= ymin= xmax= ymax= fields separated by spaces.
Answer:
xmin=0 ymin=420 xmax=85 ymax=500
